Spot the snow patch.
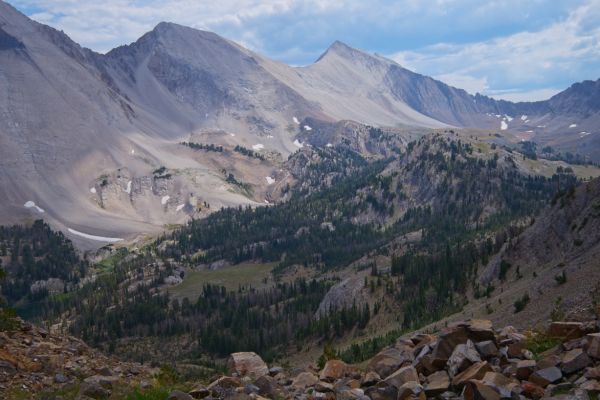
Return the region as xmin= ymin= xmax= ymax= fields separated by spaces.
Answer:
xmin=580 ymin=131 xmax=591 ymax=137
xmin=124 ymin=180 xmax=132 ymax=194
xmin=266 ymin=135 xmax=274 ymax=139
xmin=569 ymin=124 xmax=577 ymax=128
xmin=264 ymin=199 xmax=270 ymax=204
xmin=500 ymin=121 xmax=508 ymax=130
xmin=67 ymin=228 xmax=123 ymax=243
xmin=24 ymin=201 xmax=44 ymax=213
xmin=293 ymin=117 xmax=300 ymax=125
xmin=161 ymin=195 xmax=170 ymax=205
xmin=265 ymin=176 xmax=275 ymax=185
xmin=520 ymin=115 xmax=528 ymax=121
xmin=90 ymin=187 xmax=96 ymax=194
xmin=130 ymin=149 xmax=135 ymax=155
xmin=326 ymin=143 xmax=333 ymax=148
xmin=293 ymin=139 xmax=304 ymax=148
xmin=504 ymin=115 xmax=513 ymax=122
xmin=303 ymin=125 xmax=312 ymax=131
xmin=526 ymin=130 xmax=534 ymax=133
xmin=176 ymin=204 xmax=186 ymax=212
xmin=230 ymin=133 xmax=236 ymax=137
xmin=252 ymin=143 xmax=264 ymax=151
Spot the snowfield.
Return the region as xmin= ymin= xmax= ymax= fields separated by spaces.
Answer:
xmin=521 ymin=115 xmax=528 ymax=121
xmin=293 ymin=117 xmax=300 ymax=124
xmin=24 ymin=201 xmax=44 ymax=213
xmin=161 ymin=195 xmax=170 ymax=205
xmin=67 ymin=228 xmax=123 ymax=243
xmin=500 ymin=121 xmax=508 ymax=130
xmin=326 ymin=143 xmax=333 ymax=148
xmin=252 ymin=143 xmax=264 ymax=151
xmin=293 ymin=139 xmax=304 ymax=148
xmin=265 ymin=176 xmax=275 ymax=185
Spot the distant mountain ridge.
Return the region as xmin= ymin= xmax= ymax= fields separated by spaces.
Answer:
xmin=0 ymin=0 xmax=599 ymax=242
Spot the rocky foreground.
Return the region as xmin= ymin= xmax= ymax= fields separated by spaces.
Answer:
xmin=0 ymin=318 xmax=156 ymax=398
xmin=2 ymin=318 xmax=600 ymax=399
xmin=192 ymin=319 xmax=600 ymax=400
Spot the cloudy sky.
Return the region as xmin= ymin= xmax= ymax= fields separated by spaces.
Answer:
xmin=11 ymin=0 xmax=600 ymax=101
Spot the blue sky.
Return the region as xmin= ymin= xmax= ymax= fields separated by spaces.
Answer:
xmin=11 ymin=0 xmax=600 ymax=101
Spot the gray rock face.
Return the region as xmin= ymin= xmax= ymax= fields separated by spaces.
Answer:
xmin=1 ymin=0 xmax=600 ymax=239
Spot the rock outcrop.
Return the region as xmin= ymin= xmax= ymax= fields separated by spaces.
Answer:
xmin=160 ymin=318 xmax=600 ymax=400
xmin=0 ymin=318 xmax=155 ymax=397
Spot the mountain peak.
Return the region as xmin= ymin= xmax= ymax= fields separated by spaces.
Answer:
xmin=315 ymin=40 xmax=364 ymax=63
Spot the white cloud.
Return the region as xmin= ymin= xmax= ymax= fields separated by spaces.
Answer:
xmin=389 ymin=0 xmax=600 ymax=100
xmin=485 ymin=88 xmax=562 ymax=102
xmin=434 ymin=73 xmax=489 ymax=94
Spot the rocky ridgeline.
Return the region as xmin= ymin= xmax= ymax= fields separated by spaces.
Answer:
xmin=178 ymin=319 xmax=600 ymax=400
xmin=0 ymin=318 xmax=156 ymax=398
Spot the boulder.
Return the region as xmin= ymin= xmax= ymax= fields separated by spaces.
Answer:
xmin=315 ymin=381 xmax=335 ymax=392
xmin=584 ymin=366 xmax=600 ymax=379
xmin=580 ymin=379 xmax=600 ymax=392
xmin=475 ymin=340 xmax=498 ymax=359
xmin=507 ymin=341 xmax=528 ymax=359
xmin=560 ymin=348 xmax=591 ymax=375
xmin=520 ymin=381 xmax=545 ymax=399
xmin=320 ymin=359 xmax=349 ymax=381
xmin=188 ymin=385 xmax=210 ymax=399
xmin=167 ymin=390 xmax=194 ymax=400
xmin=452 ymin=361 xmax=493 ymax=388
xmin=516 ymin=359 xmax=537 ymax=380
xmin=537 ymin=354 xmax=561 ymax=369
xmin=291 ymin=372 xmax=318 ymax=389
xmin=414 ymin=354 xmax=447 ymax=375
xmin=447 ymin=340 xmax=481 ymax=377
xmin=79 ymin=381 xmax=111 ymax=399
xmin=383 ymin=365 xmax=419 ymax=389
xmin=463 ymin=380 xmax=501 ymax=400
xmin=367 ymin=347 xmax=413 ymax=378
xmin=254 ymin=375 xmax=280 ymax=398
xmin=207 ymin=375 xmax=242 ymax=398
xmin=481 ymin=372 xmax=519 ymax=398
xmin=432 ymin=326 xmax=469 ymax=361
xmin=548 ymin=322 xmax=584 ymax=340
xmin=586 ymin=333 xmax=600 ymax=359
xmin=362 ymin=371 xmax=381 ymax=386
xmin=338 ymin=388 xmax=369 ymax=400
xmin=227 ymin=352 xmax=269 ymax=378
xmin=397 ymin=381 xmax=425 ymax=400
xmin=424 ymin=370 xmax=450 ymax=396
xmin=364 ymin=381 xmax=398 ymax=400
xmin=529 ymin=366 xmax=562 ymax=387
xmin=464 ymin=320 xmax=496 ymax=342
